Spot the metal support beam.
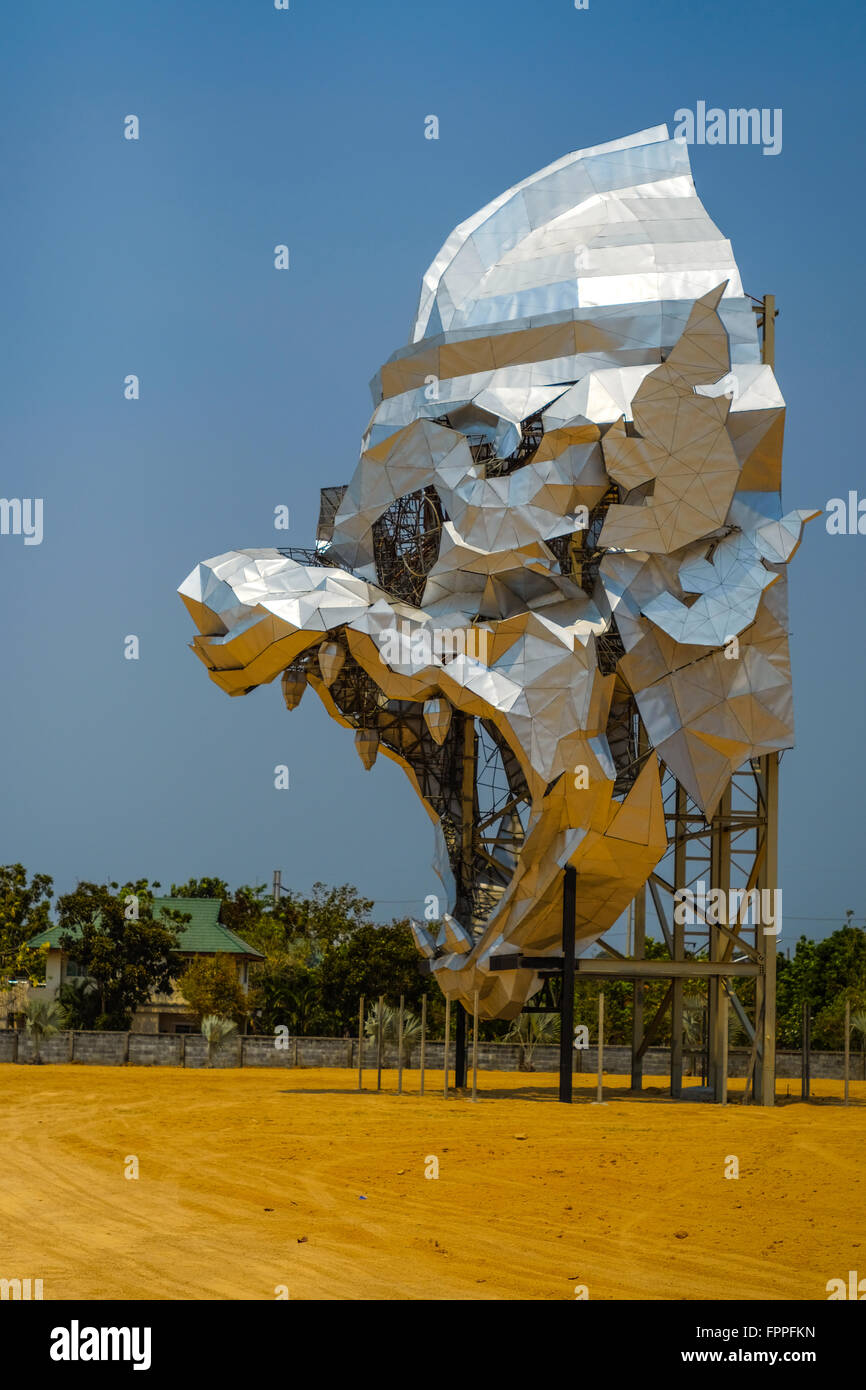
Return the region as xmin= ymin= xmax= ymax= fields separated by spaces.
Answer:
xmin=630 ymin=881 xmax=646 ymax=1091
xmin=455 ymin=1002 xmax=467 ymax=1090
xmin=460 ymin=712 xmax=476 ymax=899
xmin=490 ymin=955 xmax=759 ymax=979
xmin=452 ymin=709 xmax=476 ymax=1092
xmin=709 ymin=784 xmax=731 ymax=1103
xmin=756 ymin=751 xmax=779 ymax=1106
xmin=630 ymin=722 xmax=648 ymax=1091
xmin=753 ymin=302 xmax=779 ymax=1108
xmin=633 ymin=983 xmax=675 ymax=1064
xmin=671 ymin=783 xmax=687 ymax=1098
xmin=559 ymin=865 xmax=577 ymax=1103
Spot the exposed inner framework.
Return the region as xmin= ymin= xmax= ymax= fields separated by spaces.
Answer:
xmin=371 ymin=487 xmax=445 ymax=607
xmin=297 ymin=411 xmax=641 ymax=912
xmin=284 ymin=642 xmax=531 ymax=929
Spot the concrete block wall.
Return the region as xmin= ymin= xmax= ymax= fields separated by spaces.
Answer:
xmin=0 ymin=1029 xmax=862 ymax=1080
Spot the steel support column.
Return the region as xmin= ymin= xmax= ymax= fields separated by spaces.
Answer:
xmin=709 ymin=784 xmax=732 ymax=1102
xmin=755 ymin=751 xmax=779 ymax=1106
xmin=670 ymin=783 xmax=687 ymax=1098
xmin=559 ymin=865 xmax=577 ymax=1103
xmin=630 ymin=883 xmax=646 ymax=1091
xmin=455 ymin=1003 xmax=467 ymax=1090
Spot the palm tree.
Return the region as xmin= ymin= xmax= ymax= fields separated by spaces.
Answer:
xmin=201 ymin=1014 xmax=237 ymax=1067
xmin=505 ymin=1012 xmax=560 ymax=1071
xmin=24 ymin=998 xmax=61 ymax=1064
xmin=683 ymin=993 xmax=706 ymax=1048
xmin=851 ymin=1011 xmax=866 ymax=1070
xmin=398 ymin=1011 xmax=422 ymax=1064
xmin=364 ymin=1000 xmax=392 ymax=1041
xmin=364 ymin=1003 xmax=422 ymax=1064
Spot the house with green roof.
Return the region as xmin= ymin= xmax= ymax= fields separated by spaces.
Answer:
xmin=26 ymin=898 xmax=264 ymax=1035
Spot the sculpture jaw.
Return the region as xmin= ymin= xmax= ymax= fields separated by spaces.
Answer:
xmin=180 ymin=560 xmax=669 ymax=1019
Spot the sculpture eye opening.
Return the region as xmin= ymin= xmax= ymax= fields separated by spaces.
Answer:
xmin=371 ymin=486 xmax=446 ymax=605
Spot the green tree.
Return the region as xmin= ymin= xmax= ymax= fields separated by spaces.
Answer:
xmin=255 ymin=882 xmax=374 ymax=954
xmin=317 ymin=919 xmax=427 ymax=1033
xmin=777 ymin=927 xmax=866 ymax=1048
xmin=0 ymin=864 xmax=53 ymax=982
xmin=180 ymin=953 xmax=248 ymax=1027
xmin=813 ymin=985 xmax=866 ymax=1049
xmin=56 ymin=882 xmax=186 ymax=1030
xmin=249 ymin=953 xmax=318 ymax=1034
xmin=171 ymin=877 xmax=229 ymax=901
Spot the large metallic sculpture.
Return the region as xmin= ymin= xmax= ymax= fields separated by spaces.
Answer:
xmin=180 ymin=126 xmax=815 ymax=1027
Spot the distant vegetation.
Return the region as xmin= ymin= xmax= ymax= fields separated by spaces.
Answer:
xmin=2 ymin=864 xmax=865 ymax=1047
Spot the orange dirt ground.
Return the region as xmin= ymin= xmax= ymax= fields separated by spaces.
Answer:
xmin=2 ymin=1065 xmax=863 ymax=1301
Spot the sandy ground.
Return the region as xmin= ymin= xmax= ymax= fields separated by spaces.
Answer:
xmin=2 ymin=1064 xmax=863 ymax=1301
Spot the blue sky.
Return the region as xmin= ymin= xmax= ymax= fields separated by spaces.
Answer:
xmin=1 ymin=0 xmax=863 ymax=946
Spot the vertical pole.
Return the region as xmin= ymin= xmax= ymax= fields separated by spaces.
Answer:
xmin=397 ymin=994 xmax=404 ymax=1096
xmin=460 ymin=713 xmax=476 ymax=892
xmin=630 ymin=887 xmax=646 ymax=1091
xmin=419 ymin=995 xmax=426 ymax=1097
xmin=596 ymin=992 xmax=605 ymax=1104
xmin=273 ymin=869 xmax=281 ymax=906
xmin=559 ymin=865 xmax=577 ymax=1103
xmin=671 ymin=783 xmax=687 ymax=1097
xmin=720 ymin=992 xmax=729 ymax=1106
xmin=455 ymin=708 xmax=475 ymax=1096
xmin=758 ymin=752 xmax=778 ymax=1106
xmin=357 ymin=995 xmax=365 ymax=1091
xmin=801 ymin=1000 xmax=807 ymax=1100
xmin=844 ymin=999 xmax=850 ymax=1105
xmin=709 ymin=784 xmax=731 ymax=1102
xmin=376 ymin=994 xmax=384 ymax=1092
xmin=800 ymin=1006 xmax=811 ymax=1100
xmin=471 ymin=990 xmax=479 ymax=1102
xmin=455 ymin=1004 xmax=467 ymax=1090
xmin=443 ymin=997 xmax=451 ymax=1098
xmin=700 ymin=1007 xmax=706 ymax=1087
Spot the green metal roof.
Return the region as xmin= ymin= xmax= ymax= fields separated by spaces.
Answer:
xmin=26 ymin=898 xmax=263 ymax=960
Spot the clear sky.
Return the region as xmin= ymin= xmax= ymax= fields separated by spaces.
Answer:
xmin=1 ymin=0 xmax=863 ymax=947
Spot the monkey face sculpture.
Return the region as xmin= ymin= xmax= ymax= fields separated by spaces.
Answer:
xmin=180 ymin=127 xmax=815 ymax=1019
